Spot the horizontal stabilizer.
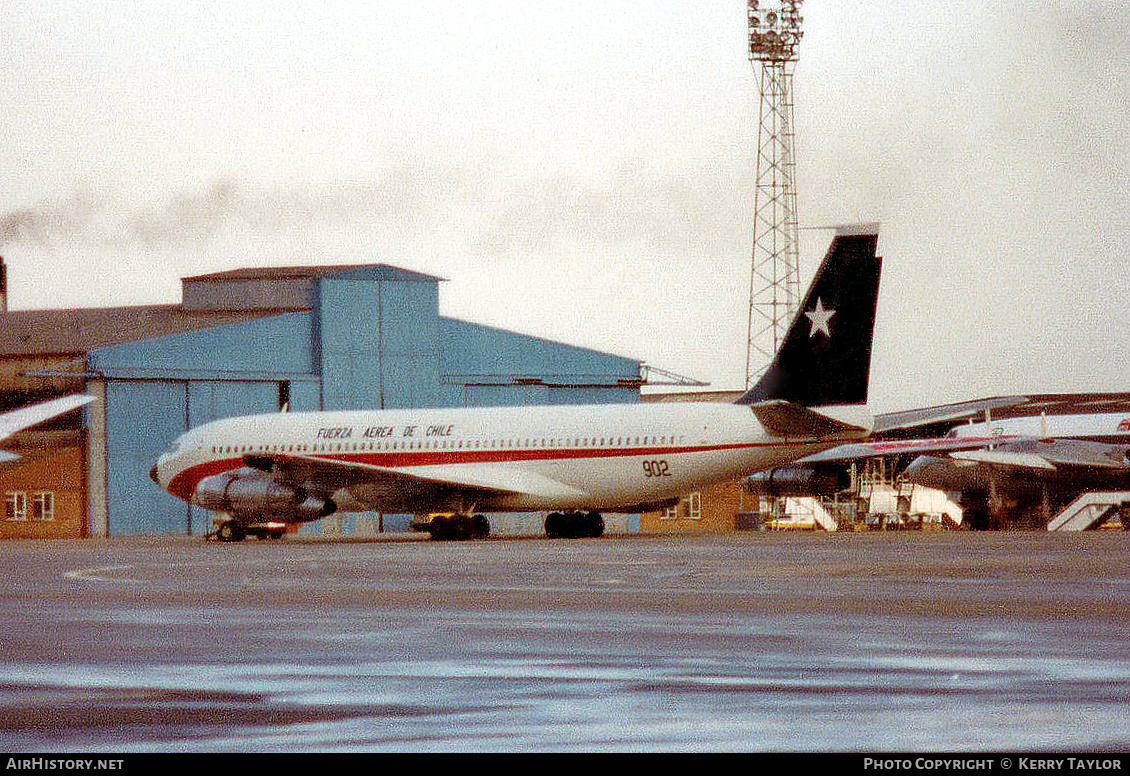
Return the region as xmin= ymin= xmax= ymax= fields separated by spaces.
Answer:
xmin=751 ymin=400 xmax=870 ymax=439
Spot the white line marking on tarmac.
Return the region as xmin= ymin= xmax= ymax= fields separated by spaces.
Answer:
xmin=63 ymin=564 xmax=138 ymax=583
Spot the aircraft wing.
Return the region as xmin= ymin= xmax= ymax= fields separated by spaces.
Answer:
xmin=251 ymin=452 xmax=586 ymax=505
xmin=797 ymin=434 xmax=1021 ymax=464
xmin=949 ymin=449 xmax=1058 ymax=470
xmin=0 ymin=394 xmax=94 ymax=442
xmin=0 ymin=395 xmax=96 ymax=464
xmin=949 ymin=444 xmax=1130 ymax=472
xmin=872 ymin=396 xmax=1028 ymax=434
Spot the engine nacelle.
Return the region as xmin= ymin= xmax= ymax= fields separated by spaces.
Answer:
xmin=743 ymin=466 xmax=849 ymax=498
xmin=192 ymin=467 xmax=336 ymax=523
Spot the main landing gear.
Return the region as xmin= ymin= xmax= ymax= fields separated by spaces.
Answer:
xmin=544 ymin=511 xmax=604 ymax=539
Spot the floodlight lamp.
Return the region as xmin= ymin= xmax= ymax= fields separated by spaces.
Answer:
xmin=748 ymin=0 xmax=804 ymax=62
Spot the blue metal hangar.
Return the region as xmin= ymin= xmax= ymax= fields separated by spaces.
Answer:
xmin=0 ymin=263 xmax=644 ymax=537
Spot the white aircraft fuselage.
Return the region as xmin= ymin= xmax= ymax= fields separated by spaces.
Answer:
xmin=155 ymin=401 xmax=871 ymax=514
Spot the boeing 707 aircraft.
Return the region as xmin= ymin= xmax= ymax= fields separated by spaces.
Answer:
xmin=151 ymin=231 xmax=883 ymax=541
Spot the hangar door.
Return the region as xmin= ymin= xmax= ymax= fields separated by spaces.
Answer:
xmin=104 ymin=379 xmax=284 ymax=535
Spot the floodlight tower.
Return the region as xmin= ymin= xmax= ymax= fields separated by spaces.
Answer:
xmin=745 ymin=0 xmax=804 ymax=389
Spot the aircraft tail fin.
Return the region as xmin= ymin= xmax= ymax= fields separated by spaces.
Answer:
xmin=735 ymin=230 xmax=882 ymax=408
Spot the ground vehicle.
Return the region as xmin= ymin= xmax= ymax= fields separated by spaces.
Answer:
xmin=210 ymin=517 xmax=287 ymax=542
xmin=411 ymin=512 xmax=490 ymax=540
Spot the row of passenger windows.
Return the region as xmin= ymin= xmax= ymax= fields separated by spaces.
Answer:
xmin=211 ymin=435 xmax=686 ymax=456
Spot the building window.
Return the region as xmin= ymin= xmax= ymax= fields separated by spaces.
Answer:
xmin=32 ymin=492 xmax=55 ymax=522
xmin=684 ymin=492 xmax=702 ymax=520
xmin=5 ymin=492 xmax=27 ymax=522
xmin=662 ymin=493 xmax=702 ymax=521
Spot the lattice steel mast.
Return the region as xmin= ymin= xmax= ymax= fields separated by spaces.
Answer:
xmin=745 ymin=0 xmax=804 ymax=389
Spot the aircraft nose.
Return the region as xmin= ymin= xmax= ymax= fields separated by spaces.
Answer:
xmin=149 ymin=463 xmax=161 ymax=485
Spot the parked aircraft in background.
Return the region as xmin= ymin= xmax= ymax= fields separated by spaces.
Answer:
xmin=946 ymin=411 xmax=1130 ymax=444
xmin=0 ymin=394 xmax=95 ymax=464
xmin=151 ymin=230 xmax=883 ymax=541
xmin=745 ymin=400 xmax=1130 ymax=529
xmin=907 ymin=436 xmax=1130 ymax=529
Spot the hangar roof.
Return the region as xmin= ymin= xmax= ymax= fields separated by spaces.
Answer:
xmin=0 ymin=262 xmax=445 ymax=356
xmin=183 ymin=264 xmax=445 ymax=283
xmin=181 ymin=263 xmax=444 ymax=312
xmin=0 ymin=305 xmax=281 ymax=356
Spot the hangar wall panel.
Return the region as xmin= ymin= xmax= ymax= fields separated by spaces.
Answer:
xmin=286 ymin=380 xmax=322 ymax=412
xmin=183 ymin=278 xmax=315 ymax=311
xmin=90 ymin=312 xmax=316 ymax=377
xmin=441 ymin=319 xmax=640 ymax=407
xmin=105 ymin=380 xmax=187 ymax=535
xmin=187 ymin=381 xmax=283 ymax=427
xmin=461 ymin=384 xmax=549 ymax=407
xmin=319 ymin=278 xmax=442 ymax=410
xmin=458 ymin=385 xmax=639 ymax=406
xmin=546 ymin=386 xmax=638 ymax=405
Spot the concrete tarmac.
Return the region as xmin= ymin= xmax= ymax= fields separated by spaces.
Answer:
xmin=1 ymin=531 xmax=1128 ymax=752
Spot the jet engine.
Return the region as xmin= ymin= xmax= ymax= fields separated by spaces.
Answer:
xmin=192 ymin=467 xmax=336 ymax=523
xmin=743 ymin=466 xmax=849 ymax=498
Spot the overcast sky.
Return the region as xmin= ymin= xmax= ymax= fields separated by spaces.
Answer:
xmin=3 ymin=0 xmax=1129 ymax=413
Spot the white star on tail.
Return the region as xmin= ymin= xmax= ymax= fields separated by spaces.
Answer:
xmin=805 ymin=298 xmax=835 ymax=338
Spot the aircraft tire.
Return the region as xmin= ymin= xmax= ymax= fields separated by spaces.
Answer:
xmin=471 ymin=514 xmax=490 ymax=539
xmin=544 ymin=512 xmax=563 ymax=539
xmin=586 ymin=512 xmax=605 ymax=538
xmin=216 ymin=521 xmax=246 ymax=542
xmin=545 ymin=511 xmax=604 ymax=539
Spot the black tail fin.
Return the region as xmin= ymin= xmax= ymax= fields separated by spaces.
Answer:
xmin=736 ymin=230 xmax=882 ymax=407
